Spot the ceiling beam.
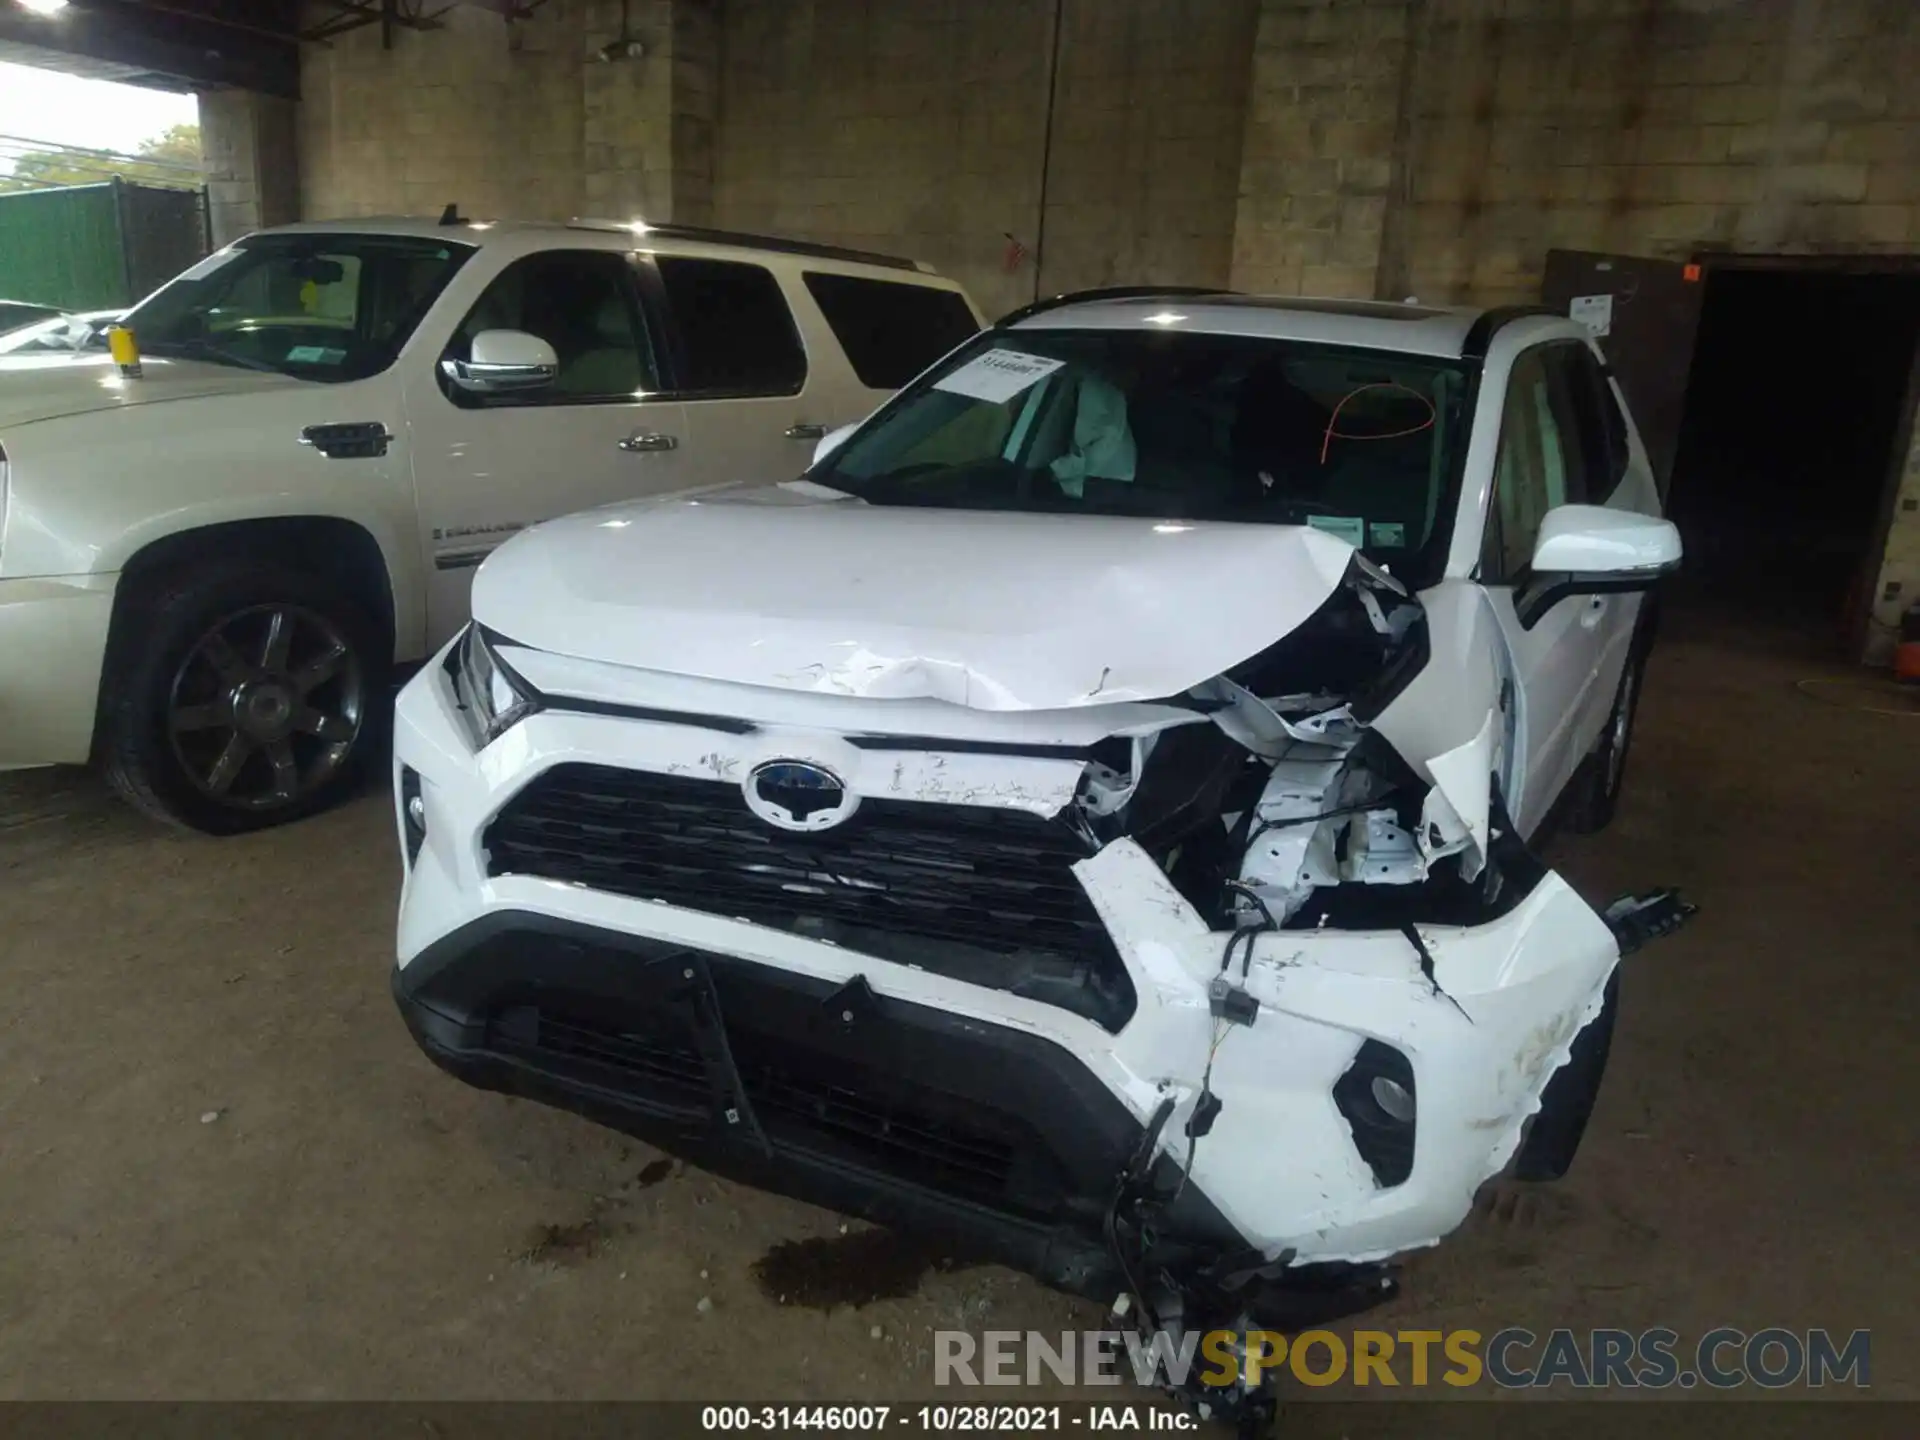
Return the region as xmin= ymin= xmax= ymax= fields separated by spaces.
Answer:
xmin=0 ymin=0 xmax=303 ymax=97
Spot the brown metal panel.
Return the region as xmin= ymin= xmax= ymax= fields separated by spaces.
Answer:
xmin=1541 ymin=249 xmax=1705 ymax=498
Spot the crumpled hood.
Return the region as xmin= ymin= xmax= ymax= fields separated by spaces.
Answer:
xmin=0 ymin=353 xmax=298 ymax=428
xmin=473 ymin=484 xmax=1360 ymax=710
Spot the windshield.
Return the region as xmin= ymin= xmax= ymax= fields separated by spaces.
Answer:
xmin=120 ymin=233 xmax=475 ymax=381
xmin=814 ymin=327 xmax=1472 ymax=583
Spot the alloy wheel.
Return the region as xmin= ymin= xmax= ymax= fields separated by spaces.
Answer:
xmin=1604 ymin=663 xmax=1639 ymax=798
xmin=166 ymin=604 xmax=366 ymax=811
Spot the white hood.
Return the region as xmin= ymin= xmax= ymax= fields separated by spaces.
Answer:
xmin=473 ymin=485 xmax=1360 ymax=711
xmin=0 ymin=353 xmax=297 ymax=428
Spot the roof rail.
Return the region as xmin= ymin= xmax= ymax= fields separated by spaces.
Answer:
xmin=1460 ymin=304 xmax=1561 ymax=360
xmin=566 ymin=219 xmax=926 ymax=273
xmin=998 ymin=285 xmax=1237 ymax=328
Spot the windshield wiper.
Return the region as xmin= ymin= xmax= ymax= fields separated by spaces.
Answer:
xmin=140 ymin=338 xmax=283 ymax=374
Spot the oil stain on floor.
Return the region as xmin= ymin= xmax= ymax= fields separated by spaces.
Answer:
xmin=520 ymin=1157 xmax=678 ymax=1266
xmin=752 ymin=1228 xmax=979 ymax=1311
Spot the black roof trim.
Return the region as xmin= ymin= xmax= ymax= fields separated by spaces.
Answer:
xmin=1460 ymin=305 xmax=1560 ymax=360
xmin=998 ymin=286 xmax=1237 ymax=329
xmin=571 ymin=220 xmax=923 ymax=273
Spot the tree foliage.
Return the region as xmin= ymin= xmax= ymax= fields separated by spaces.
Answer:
xmin=0 ymin=123 xmax=202 ymax=193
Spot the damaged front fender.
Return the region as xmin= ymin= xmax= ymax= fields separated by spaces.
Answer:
xmin=1073 ymin=834 xmax=1623 ymax=1266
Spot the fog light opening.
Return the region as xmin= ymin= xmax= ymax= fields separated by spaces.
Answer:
xmin=1370 ymin=1074 xmax=1415 ymax=1123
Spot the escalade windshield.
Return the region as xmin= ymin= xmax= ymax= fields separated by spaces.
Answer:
xmin=119 ymin=233 xmax=475 ymax=382
xmin=815 ymin=328 xmax=1471 ymax=584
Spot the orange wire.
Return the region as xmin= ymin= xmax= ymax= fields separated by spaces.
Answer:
xmin=1320 ymin=382 xmax=1437 ymax=464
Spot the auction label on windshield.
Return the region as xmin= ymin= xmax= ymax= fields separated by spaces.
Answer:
xmin=934 ymin=348 xmax=1066 ymax=404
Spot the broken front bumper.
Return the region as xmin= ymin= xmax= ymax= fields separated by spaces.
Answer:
xmin=393 ymin=649 xmax=1625 ymax=1295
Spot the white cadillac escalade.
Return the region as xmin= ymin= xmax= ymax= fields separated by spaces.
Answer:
xmin=0 ymin=216 xmax=980 ymax=831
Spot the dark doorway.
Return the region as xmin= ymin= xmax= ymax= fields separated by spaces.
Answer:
xmin=1667 ymin=263 xmax=1920 ymax=643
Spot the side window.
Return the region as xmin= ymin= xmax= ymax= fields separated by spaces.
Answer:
xmin=443 ymin=250 xmax=656 ymax=405
xmin=1547 ymin=342 xmax=1626 ymax=502
xmin=1559 ymin=343 xmax=1630 ymax=498
xmin=1483 ymin=348 xmax=1580 ymax=581
xmin=802 ymin=271 xmax=980 ymax=389
xmin=655 ymin=257 xmax=806 ymax=397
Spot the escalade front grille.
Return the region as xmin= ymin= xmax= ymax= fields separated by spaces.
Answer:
xmin=481 ymin=763 xmax=1133 ymax=1027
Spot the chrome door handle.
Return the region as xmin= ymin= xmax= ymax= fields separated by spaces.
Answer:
xmin=784 ymin=422 xmax=827 ymax=440
xmin=618 ymin=432 xmax=679 ymax=453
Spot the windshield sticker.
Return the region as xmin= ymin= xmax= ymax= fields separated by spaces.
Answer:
xmin=1307 ymin=514 xmax=1367 ymax=547
xmin=1370 ymin=520 xmax=1407 ymax=547
xmin=286 ymin=345 xmax=347 ymax=364
xmin=177 ymin=249 xmax=242 ymax=282
xmin=934 ymin=348 xmax=1065 ymax=405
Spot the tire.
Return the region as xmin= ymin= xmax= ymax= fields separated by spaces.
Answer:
xmin=1564 ymin=647 xmax=1646 ymax=836
xmin=102 ymin=561 xmax=389 ymax=834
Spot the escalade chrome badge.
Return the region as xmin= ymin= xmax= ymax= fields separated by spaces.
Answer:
xmin=744 ymin=760 xmax=859 ymax=832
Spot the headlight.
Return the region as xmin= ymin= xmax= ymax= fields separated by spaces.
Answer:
xmin=444 ymin=623 xmax=541 ymax=746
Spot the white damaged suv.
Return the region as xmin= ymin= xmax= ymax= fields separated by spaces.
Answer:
xmin=391 ymin=290 xmax=1691 ymax=1383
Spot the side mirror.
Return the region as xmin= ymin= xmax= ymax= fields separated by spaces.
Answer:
xmin=1517 ymin=504 xmax=1682 ymax=629
xmin=812 ymin=421 xmax=859 ymax=466
xmin=442 ymin=329 xmax=558 ymax=394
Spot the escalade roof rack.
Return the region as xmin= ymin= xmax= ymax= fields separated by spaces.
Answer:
xmin=997 ymin=285 xmax=1237 ymax=328
xmin=566 ymin=219 xmax=928 ymax=273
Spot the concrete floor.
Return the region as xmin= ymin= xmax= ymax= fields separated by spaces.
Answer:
xmin=2 ymin=616 xmax=1915 ymax=1415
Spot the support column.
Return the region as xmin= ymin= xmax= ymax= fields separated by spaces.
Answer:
xmin=198 ymin=88 xmax=300 ymax=246
xmin=581 ymin=0 xmax=715 ymax=223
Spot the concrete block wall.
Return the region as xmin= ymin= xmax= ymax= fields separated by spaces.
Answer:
xmin=1035 ymin=0 xmax=1260 ymax=305
xmin=710 ymin=0 xmax=1055 ymax=320
xmin=298 ymin=2 xmax=586 ymax=223
xmin=1229 ymin=0 xmax=1410 ymax=298
xmin=294 ymin=0 xmax=716 ymax=227
xmin=199 ymin=89 xmax=301 ymax=246
xmin=709 ymin=0 xmax=1257 ymax=319
xmin=1233 ymin=0 xmax=1920 ymax=307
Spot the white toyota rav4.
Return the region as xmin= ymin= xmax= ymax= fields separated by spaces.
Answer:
xmin=392 ymin=290 xmax=1691 ymax=1396
xmin=0 ymin=217 xmax=979 ymax=830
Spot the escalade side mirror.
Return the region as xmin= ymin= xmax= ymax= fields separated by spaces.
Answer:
xmin=442 ymin=329 xmax=559 ymax=394
xmin=1517 ymin=504 xmax=1682 ymax=629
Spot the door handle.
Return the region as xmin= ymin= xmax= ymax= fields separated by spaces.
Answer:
xmin=784 ymin=422 xmax=828 ymax=440
xmin=618 ymin=432 xmax=679 ymax=453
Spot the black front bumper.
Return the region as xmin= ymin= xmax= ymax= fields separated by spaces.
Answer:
xmin=395 ymin=912 xmax=1244 ymax=1299
xmin=395 ymin=913 xmax=1399 ymax=1327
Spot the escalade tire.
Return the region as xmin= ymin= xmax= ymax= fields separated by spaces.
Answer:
xmin=102 ymin=562 xmax=388 ymax=834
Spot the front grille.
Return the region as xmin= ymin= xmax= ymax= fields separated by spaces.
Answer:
xmin=486 ymin=998 xmax=1037 ymax=1213
xmin=483 ymin=764 xmax=1126 ymax=1018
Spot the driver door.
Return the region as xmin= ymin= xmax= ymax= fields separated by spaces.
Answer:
xmin=1479 ymin=342 xmax=1638 ymax=836
xmin=405 ymin=248 xmax=690 ymax=649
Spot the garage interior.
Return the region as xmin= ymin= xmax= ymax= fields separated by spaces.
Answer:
xmin=3 ymin=0 xmax=1920 ymax=1417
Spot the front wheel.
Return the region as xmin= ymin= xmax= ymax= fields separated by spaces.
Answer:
xmin=1565 ymin=649 xmax=1645 ymax=836
xmin=102 ymin=564 xmax=387 ymax=834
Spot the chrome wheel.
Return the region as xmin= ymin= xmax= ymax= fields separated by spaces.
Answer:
xmin=166 ymin=604 xmax=365 ymax=811
xmin=1603 ymin=663 xmax=1639 ymax=798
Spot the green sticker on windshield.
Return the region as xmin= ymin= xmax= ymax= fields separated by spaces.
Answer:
xmin=1306 ymin=514 xmax=1366 ymax=547
xmin=1370 ymin=521 xmax=1406 ymax=547
xmin=286 ymin=345 xmax=346 ymax=364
